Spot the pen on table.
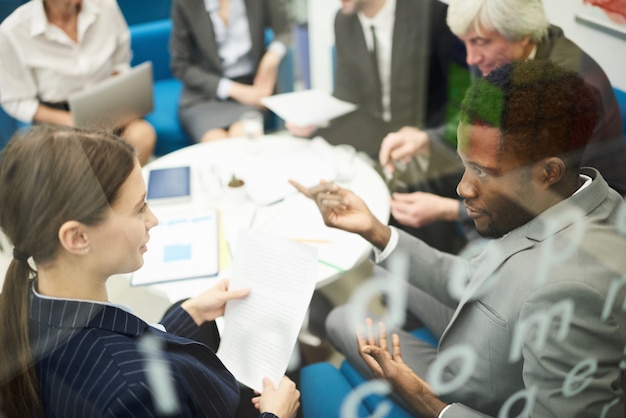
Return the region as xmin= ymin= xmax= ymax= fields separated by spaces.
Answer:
xmin=249 ymin=208 xmax=257 ymax=228
xmin=265 ymin=198 xmax=284 ymax=206
xmin=318 ymin=259 xmax=345 ymax=273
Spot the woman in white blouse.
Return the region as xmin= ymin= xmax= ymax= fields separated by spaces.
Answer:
xmin=0 ymin=0 xmax=156 ymax=165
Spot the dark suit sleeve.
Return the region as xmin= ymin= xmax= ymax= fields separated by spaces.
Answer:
xmin=266 ymin=0 xmax=292 ymax=47
xmin=423 ymin=0 xmax=455 ymax=128
xmin=160 ymin=305 xmax=209 ymax=342
xmin=170 ymin=0 xmax=222 ymax=98
xmin=332 ymin=12 xmax=361 ymax=105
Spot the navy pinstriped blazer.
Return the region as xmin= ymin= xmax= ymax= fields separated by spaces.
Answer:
xmin=28 ymin=289 xmax=277 ymax=417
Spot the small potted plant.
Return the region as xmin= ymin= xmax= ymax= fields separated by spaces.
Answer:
xmin=228 ymin=174 xmax=245 ymax=188
xmin=225 ymin=173 xmax=247 ymax=203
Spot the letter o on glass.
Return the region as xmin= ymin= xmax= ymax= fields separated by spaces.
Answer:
xmin=427 ymin=344 xmax=477 ymax=395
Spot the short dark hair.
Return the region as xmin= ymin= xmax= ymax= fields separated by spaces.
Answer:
xmin=459 ymin=60 xmax=601 ymax=168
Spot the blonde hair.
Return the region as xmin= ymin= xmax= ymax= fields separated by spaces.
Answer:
xmin=447 ymin=0 xmax=549 ymax=42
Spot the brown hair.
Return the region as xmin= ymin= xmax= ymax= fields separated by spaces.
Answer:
xmin=0 ymin=125 xmax=136 ymax=416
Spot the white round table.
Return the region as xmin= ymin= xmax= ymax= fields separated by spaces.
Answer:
xmin=136 ymin=134 xmax=390 ymax=303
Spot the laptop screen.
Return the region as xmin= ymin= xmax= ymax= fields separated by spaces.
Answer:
xmin=69 ymin=61 xmax=154 ymax=130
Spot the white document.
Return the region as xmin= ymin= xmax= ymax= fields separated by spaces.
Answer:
xmin=130 ymin=210 xmax=219 ymax=286
xmin=261 ymin=89 xmax=357 ymax=126
xmin=241 ymin=147 xmax=337 ymax=206
xmin=212 ymin=138 xmax=338 ymax=206
xmin=216 ymin=229 xmax=317 ymax=392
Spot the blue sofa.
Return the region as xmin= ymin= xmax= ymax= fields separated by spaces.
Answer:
xmin=129 ymin=19 xmax=191 ymax=156
xmin=614 ymin=87 xmax=626 ymax=137
xmin=300 ymin=327 xmax=438 ymax=418
xmin=117 ymin=0 xmax=171 ymax=26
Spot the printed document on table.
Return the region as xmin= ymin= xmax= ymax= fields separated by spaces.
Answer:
xmin=216 ymin=228 xmax=317 ymax=392
xmin=130 ymin=210 xmax=219 ymax=286
xmin=261 ymin=89 xmax=357 ymax=126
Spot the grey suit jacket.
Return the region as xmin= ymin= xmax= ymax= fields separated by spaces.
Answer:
xmin=535 ymin=25 xmax=626 ymax=196
xmin=390 ymin=168 xmax=626 ymax=417
xmin=170 ymin=0 xmax=291 ymax=108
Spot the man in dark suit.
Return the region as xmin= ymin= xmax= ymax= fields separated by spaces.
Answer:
xmin=290 ymin=0 xmax=467 ymax=254
xmin=288 ymin=0 xmax=455 ymax=156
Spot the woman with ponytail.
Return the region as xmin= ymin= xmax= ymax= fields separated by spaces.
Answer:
xmin=0 ymin=125 xmax=299 ymax=417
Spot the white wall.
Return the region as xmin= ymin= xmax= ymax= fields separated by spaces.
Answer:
xmin=307 ymin=0 xmax=626 ymax=92
xmin=307 ymin=0 xmax=339 ymax=92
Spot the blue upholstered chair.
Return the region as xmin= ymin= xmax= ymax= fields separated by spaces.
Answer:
xmin=117 ymin=0 xmax=172 ymax=26
xmin=300 ymin=327 xmax=438 ymax=418
xmin=0 ymin=0 xmax=26 ymax=148
xmin=0 ymin=0 xmax=25 ymax=22
xmin=129 ymin=19 xmax=192 ymax=156
xmin=0 ymin=108 xmax=17 ymax=150
xmin=613 ymin=87 xmax=626 ymax=138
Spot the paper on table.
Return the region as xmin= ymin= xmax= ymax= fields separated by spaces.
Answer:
xmin=257 ymin=194 xmax=368 ymax=272
xmin=261 ymin=89 xmax=357 ymax=126
xmin=130 ymin=210 xmax=219 ymax=286
xmin=216 ymin=228 xmax=317 ymax=392
xmin=213 ymin=139 xmax=338 ymax=206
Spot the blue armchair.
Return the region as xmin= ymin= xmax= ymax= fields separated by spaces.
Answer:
xmin=613 ymin=87 xmax=626 ymax=138
xmin=129 ymin=19 xmax=192 ymax=156
xmin=117 ymin=0 xmax=171 ymax=26
xmin=300 ymin=327 xmax=438 ymax=418
xmin=0 ymin=0 xmax=26 ymax=148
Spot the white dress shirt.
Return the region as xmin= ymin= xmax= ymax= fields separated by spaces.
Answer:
xmin=0 ymin=0 xmax=131 ymax=122
xmin=358 ymin=0 xmax=396 ymax=122
xmin=205 ymin=0 xmax=286 ymax=99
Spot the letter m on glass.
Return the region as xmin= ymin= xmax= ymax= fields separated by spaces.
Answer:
xmin=509 ymin=299 xmax=574 ymax=363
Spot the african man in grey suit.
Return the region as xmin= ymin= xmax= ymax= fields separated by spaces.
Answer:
xmin=292 ymin=60 xmax=626 ymax=417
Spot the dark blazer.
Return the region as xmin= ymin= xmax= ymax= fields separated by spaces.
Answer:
xmin=466 ymin=25 xmax=626 ymax=196
xmin=535 ymin=25 xmax=626 ymax=196
xmin=170 ymin=0 xmax=291 ymax=108
xmin=321 ymin=0 xmax=454 ymax=154
xmin=29 ymin=291 xmax=276 ymax=417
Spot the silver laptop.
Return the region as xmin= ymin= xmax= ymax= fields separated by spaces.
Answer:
xmin=69 ymin=61 xmax=154 ymax=130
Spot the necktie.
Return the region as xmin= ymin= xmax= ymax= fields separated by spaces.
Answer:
xmin=370 ymin=25 xmax=383 ymax=115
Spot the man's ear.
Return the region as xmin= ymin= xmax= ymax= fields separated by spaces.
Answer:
xmin=58 ymin=221 xmax=90 ymax=255
xmin=539 ymin=157 xmax=566 ymax=188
